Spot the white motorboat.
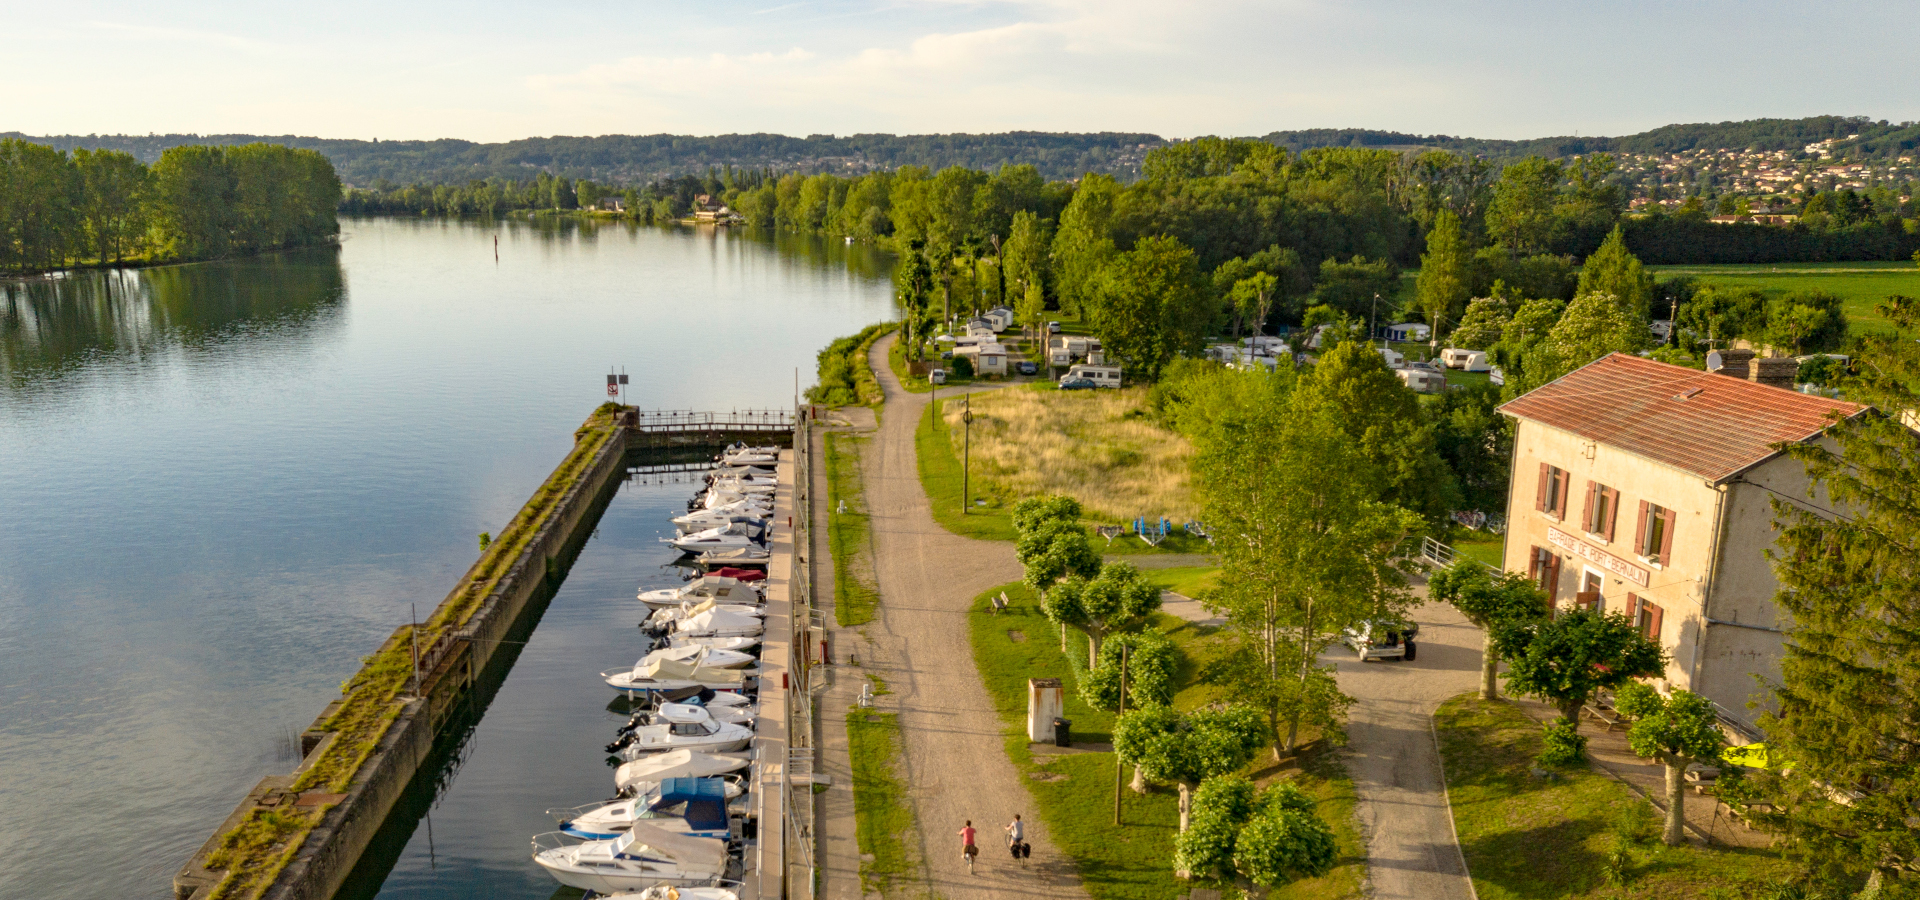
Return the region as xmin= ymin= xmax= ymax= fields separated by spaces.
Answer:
xmin=592 ymin=885 xmax=741 ymax=900
xmin=551 ymin=777 xmax=738 ymax=840
xmin=634 ymin=643 xmax=756 ymax=670
xmin=666 ymin=634 xmax=760 ymax=653
xmin=611 ymin=702 xmax=756 ymax=750
xmin=614 ymin=748 xmax=750 ymax=794
xmin=669 ymin=609 xmax=765 ymax=639
xmin=673 ymin=507 xmax=767 ymax=534
xmin=614 ymin=718 xmax=754 ymax=758
xmin=719 ymin=443 xmax=780 ymax=466
xmin=603 ymin=657 xmax=754 ymax=697
xmin=665 ymin=524 xmax=764 ymax=554
xmin=695 ymin=547 xmax=771 ymax=567
xmin=638 ymin=575 xmax=761 ymax=608
xmin=646 ymin=600 xmax=764 ymax=629
xmin=531 ymin=822 xmax=729 ymax=892
xmin=696 ymin=488 xmax=771 ymax=510
xmin=708 ymin=473 xmax=777 ymax=491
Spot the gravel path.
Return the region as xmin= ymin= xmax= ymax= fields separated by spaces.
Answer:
xmin=831 ymin=333 xmax=1087 ymax=899
xmin=1329 ymin=592 xmax=1482 ymax=900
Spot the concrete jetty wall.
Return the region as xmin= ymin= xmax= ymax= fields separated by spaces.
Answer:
xmin=176 ymin=412 xmax=637 ymax=900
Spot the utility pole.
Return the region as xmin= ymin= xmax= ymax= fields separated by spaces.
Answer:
xmin=1113 ymin=640 xmax=1129 ymax=826
xmin=962 ymin=393 xmax=974 ymax=514
xmin=1371 ymin=293 xmax=1381 ymax=346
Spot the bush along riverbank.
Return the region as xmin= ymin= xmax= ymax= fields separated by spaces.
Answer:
xmin=807 ymin=322 xmax=896 ymax=408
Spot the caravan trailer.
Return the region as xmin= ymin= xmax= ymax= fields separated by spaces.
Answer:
xmin=1061 ymin=364 xmax=1122 ymax=388
xmin=1440 ymin=348 xmax=1490 ymax=372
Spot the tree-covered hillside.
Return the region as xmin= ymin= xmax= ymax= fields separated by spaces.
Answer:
xmin=1263 ymin=115 xmax=1920 ymax=163
xmin=0 ymin=132 xmax=1166 ymax=186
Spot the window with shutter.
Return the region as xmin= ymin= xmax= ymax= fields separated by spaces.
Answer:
xmin=1554 ymin=470 xmax=1571 ymax=518
xmin=1585 ymin=482 xmax=1617 ymax=540
xmin=1633 ymin=500 xmax=1650 ymax=555
xmin=1536 ymin=463 xmax=1551 ymax=512
xmin=1625 ymin=593 xmax=1639 ymax=623
xmin=1657 ymin=508 xmax=1677 ymax=566
xmin=1602 ymin=488 xmax=1620 ymax=542
xmin=1645 ymin=602 xmax=1664 ymax=643
xmin=1640 ymin=503 xmax=1672 ymax=565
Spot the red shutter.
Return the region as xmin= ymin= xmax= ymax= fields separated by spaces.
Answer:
xmin=1556 ymin=471 xmax=1571 ymax=518
xmin=1658 ymin=509 xmax=1677 ymax=566
xmin=1634 ymin=500 xmax=1650 ymax=555
xmin=1603 ymin=488 xmax=1620 ymax=542
xmin=1536 ymin=463 xmax=1551 ymax=512
xmin=1625 ymin=593 xmax=1639 ymax=623
xmin=1582 ymin=481 xmax=1596 ymax=532
xmin=1646 ymin=603 xmax=1664 ymax=642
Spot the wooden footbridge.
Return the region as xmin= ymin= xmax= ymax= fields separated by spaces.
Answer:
xmin=620 ymin=408 xmax=797 ymax=451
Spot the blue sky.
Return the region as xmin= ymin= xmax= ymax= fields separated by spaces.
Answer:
xmin=5 ymin=0 xmax=1917 ymax=142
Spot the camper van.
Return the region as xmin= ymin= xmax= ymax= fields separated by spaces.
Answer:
xmin=1061 ymin=364 xmax=1122 ymax=388
xmin=1396 ymin=368 xmax=1447 ymax=394
xmin=1440 ymin=348 xmax=1490 ymax=372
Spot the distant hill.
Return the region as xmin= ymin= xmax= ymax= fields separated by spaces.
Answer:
xmin=1262 ymin=115 xmax=1920 ymax=161
xmin=0 ymin=131 xmax=1167 ymax=186
xmin=9 ymin=116 xmax=1916 ymax=187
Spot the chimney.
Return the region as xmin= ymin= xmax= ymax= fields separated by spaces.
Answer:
xmin=1707 ymin=348 xmax=1754 ymax=380
xmin=1750 ymin=356 xmax=1799 ymax=390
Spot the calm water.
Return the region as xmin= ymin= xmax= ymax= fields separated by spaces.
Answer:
xmin=0 ymin=217 xmax=894 ymax=898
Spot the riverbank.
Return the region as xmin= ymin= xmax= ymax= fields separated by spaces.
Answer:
xmin=176 ymin=404 xmax=637 ymax=900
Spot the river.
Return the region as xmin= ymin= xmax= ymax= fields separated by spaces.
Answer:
xmin=0 ymin=217 xmax=895 ymax=898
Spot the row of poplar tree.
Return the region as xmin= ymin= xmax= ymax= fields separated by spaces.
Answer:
xmin=0 ymin=139 xmax=341 ymax=275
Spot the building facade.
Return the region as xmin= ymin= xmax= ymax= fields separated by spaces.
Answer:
xmin=1499 ymin=353 xmax=1858 ymax=731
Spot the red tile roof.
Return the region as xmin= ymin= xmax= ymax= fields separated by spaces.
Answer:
xmin=1499 ymin=353 xmax=1862 ymax=483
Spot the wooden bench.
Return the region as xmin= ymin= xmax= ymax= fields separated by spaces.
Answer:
xmin=1582 ymin=703 xmax=1625 ymax=731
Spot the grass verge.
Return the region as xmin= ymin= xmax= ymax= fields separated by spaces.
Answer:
xmin=1450 ymin=531 xmax=1505 ymax=570
xmin=848 ymin=707 xmax=923 ymax=898
xmin=970 ymin=582 xmax=1363 ymax=900
xmin=202 ymin=403 xmax=627 ymax=900
xmin=1435 ymin=694 xmax=1795 ymax=900
xmin=826 ymin=431 xmax=880 ymax=627
xmin=1142 ymin=565 xmax=1222 ymax=600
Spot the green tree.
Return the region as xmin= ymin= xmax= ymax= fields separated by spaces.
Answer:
xmin=1450 ymin=296 xmax=1510 ymax=350
xmin=1764 ymin=290 xmax=1848 ymax=354
xmin=73 ymin=148 xmax=149 ymax=265
xmin=1298 ymin=340 xmax=1458 ymax=529
xmin=1430 ymin=382 xmax=1513 ymax=517
xmin=1041 ymin=562 xmax=1161 ymax=667
xmin=1416 ymin=209 xmax=1471 ymax=341
xmin=1229 ymin=272 xmax=1280 ymax=340
xmin=1232 ymin=793 xmax=1338 ymax=887
xmin=1486 ymin=156 xmax=1565 ymax=253
xmin=1174 ymin=776 xmax=1257 ymax=881
xmin=1761 ymin=293 xmax=1920 ymax=892
xmin=1677 ymin=285 xmax=1766 ymax=346
xmin=1618 ymin=686 xmax=1725 ymax=846
xmin=1497 ymin=608 xmax=1666 ymax=734
xmin=149 ymin=145 xmax=237 ymax=260
xmin=0 ymin=139 xmax=83 ymax=271
xmin=1312 ymin=255 xmax=1399 ymax=323
xmin=1087 ymin=234 xmax=1209 ymax=382
xmin=1427 ymin=562 xmax=1549 ymax=700
xmin=1576 ymin=226 xmax=1655 ymax=320
xmin=1191 ymin=366 xmax=1421 ymax=754
xmin=1079 ymin=630 xmax=1177 ymax=710
xmin=894 ymin=238 xmax=936 ymax=360
xmin=1113 ymin=704 xmax=1269 ymax=829
xmin=1542 ymin=291 xmax=1648 ymax=379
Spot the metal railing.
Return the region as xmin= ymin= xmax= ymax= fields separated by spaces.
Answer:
xmin=629 ymin=408 xmax=796 ymax=431
xmin=1420 ymin=535 xmax=1501 ymax=574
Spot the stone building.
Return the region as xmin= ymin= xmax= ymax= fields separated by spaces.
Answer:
xmin=1498 ymin=353 xmax=1860 ymax=731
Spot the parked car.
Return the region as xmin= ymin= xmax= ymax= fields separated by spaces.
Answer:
xmin=929 ymin=368 xmax=947 ymax=385
xmin=1342 ymin=619 xmax=1420 ymax=661
xmin=1048 ymin=321 xmax=1062 ymax=333
xmin=1016 ymin=360 xmax=1038 ymax=376
xmin=1058 ymin=377 xmax=1097 ymax=390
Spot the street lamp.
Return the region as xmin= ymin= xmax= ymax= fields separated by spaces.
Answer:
xmin=962 ymin=393 xmax=974 ymax=514
xmin=1371 ymin=292 xmax=1381 ymax=346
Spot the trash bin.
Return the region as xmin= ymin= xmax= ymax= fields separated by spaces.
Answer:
xmin=1053 ymin=717 xmax=1071 ymax=747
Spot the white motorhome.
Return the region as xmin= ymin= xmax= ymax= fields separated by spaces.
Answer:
xmin=1440 ymin=348 xmax=1491 ymax=372
xmin=1396 ymin=368 xmax=1448 ymax=394
xmin=1062 ymin=364 xmax=1123 ymax=388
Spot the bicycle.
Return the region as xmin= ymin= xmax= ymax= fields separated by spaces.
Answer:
xmin=963 ymin=843 xmax=978 ymax=874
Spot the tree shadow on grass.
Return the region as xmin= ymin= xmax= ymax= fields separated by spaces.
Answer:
xmin=1461 ymin=817 xmax=1610 ymax=899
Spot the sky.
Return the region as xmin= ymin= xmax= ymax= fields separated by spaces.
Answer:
xmin=5 ymin=0 xmax=1918 ymax=143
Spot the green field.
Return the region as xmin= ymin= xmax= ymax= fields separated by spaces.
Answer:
xmin=1651 ymin=261 xmax=1920 ymax=332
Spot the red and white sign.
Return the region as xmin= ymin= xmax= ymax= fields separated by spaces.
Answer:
xmin=1546 ymin=526 xmax=1648 ymax=587
xmin=607 ymin=383 xmax=619 ymax=396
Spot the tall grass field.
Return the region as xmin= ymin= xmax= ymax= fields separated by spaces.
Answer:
xmin=1651 ymin=261 xmax=1920 ymax=332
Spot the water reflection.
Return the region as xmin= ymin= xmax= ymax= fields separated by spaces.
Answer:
xmin=0 ymin=245 xmax=348 ymax=391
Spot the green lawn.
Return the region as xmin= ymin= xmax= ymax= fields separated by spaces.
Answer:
xmin=1650 ymin=261 xmax=1920 ymax=333
xmin=847 ymin=705 xmax=924 ymax=898
xmin=1435 ymin=695 xmax=1796 ymax=900
xmin=825 ymin=432 xmax=881 ymax=627
xmin=1142 ymin=565 xmax=1222 ymax=600
xmin=1450 ymin=531 xmax=1506 ymax=570
xmin=970 ymin=583 xmax=1364 ymax=900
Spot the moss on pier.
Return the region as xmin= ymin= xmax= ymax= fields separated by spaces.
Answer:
xmin=200 ymin=405 xmax=627 ymax=900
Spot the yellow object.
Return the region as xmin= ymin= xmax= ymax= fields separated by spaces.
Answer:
xmin=1722 ymin=742 xmax=1770 ymax=769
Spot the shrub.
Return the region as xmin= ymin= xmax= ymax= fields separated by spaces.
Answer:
xmin=1539 ymin=716 xmax=1588 ymax=766
xmin=1232 ymin=806 xmax=1337 ymax=887
xmin=1175 ymin=776 xmax=1257 ymax=881
xmin=1078 ymin=630 xmax=1178 ymax=710
xmin=1613 ymin=681 xmax=1662 ymax=720
xmin=952 ymin=355 xmax=974 ymax=378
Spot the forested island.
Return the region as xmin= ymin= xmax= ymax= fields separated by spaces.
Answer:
xmin=0 ymin=140 xmax=339 ymax=275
